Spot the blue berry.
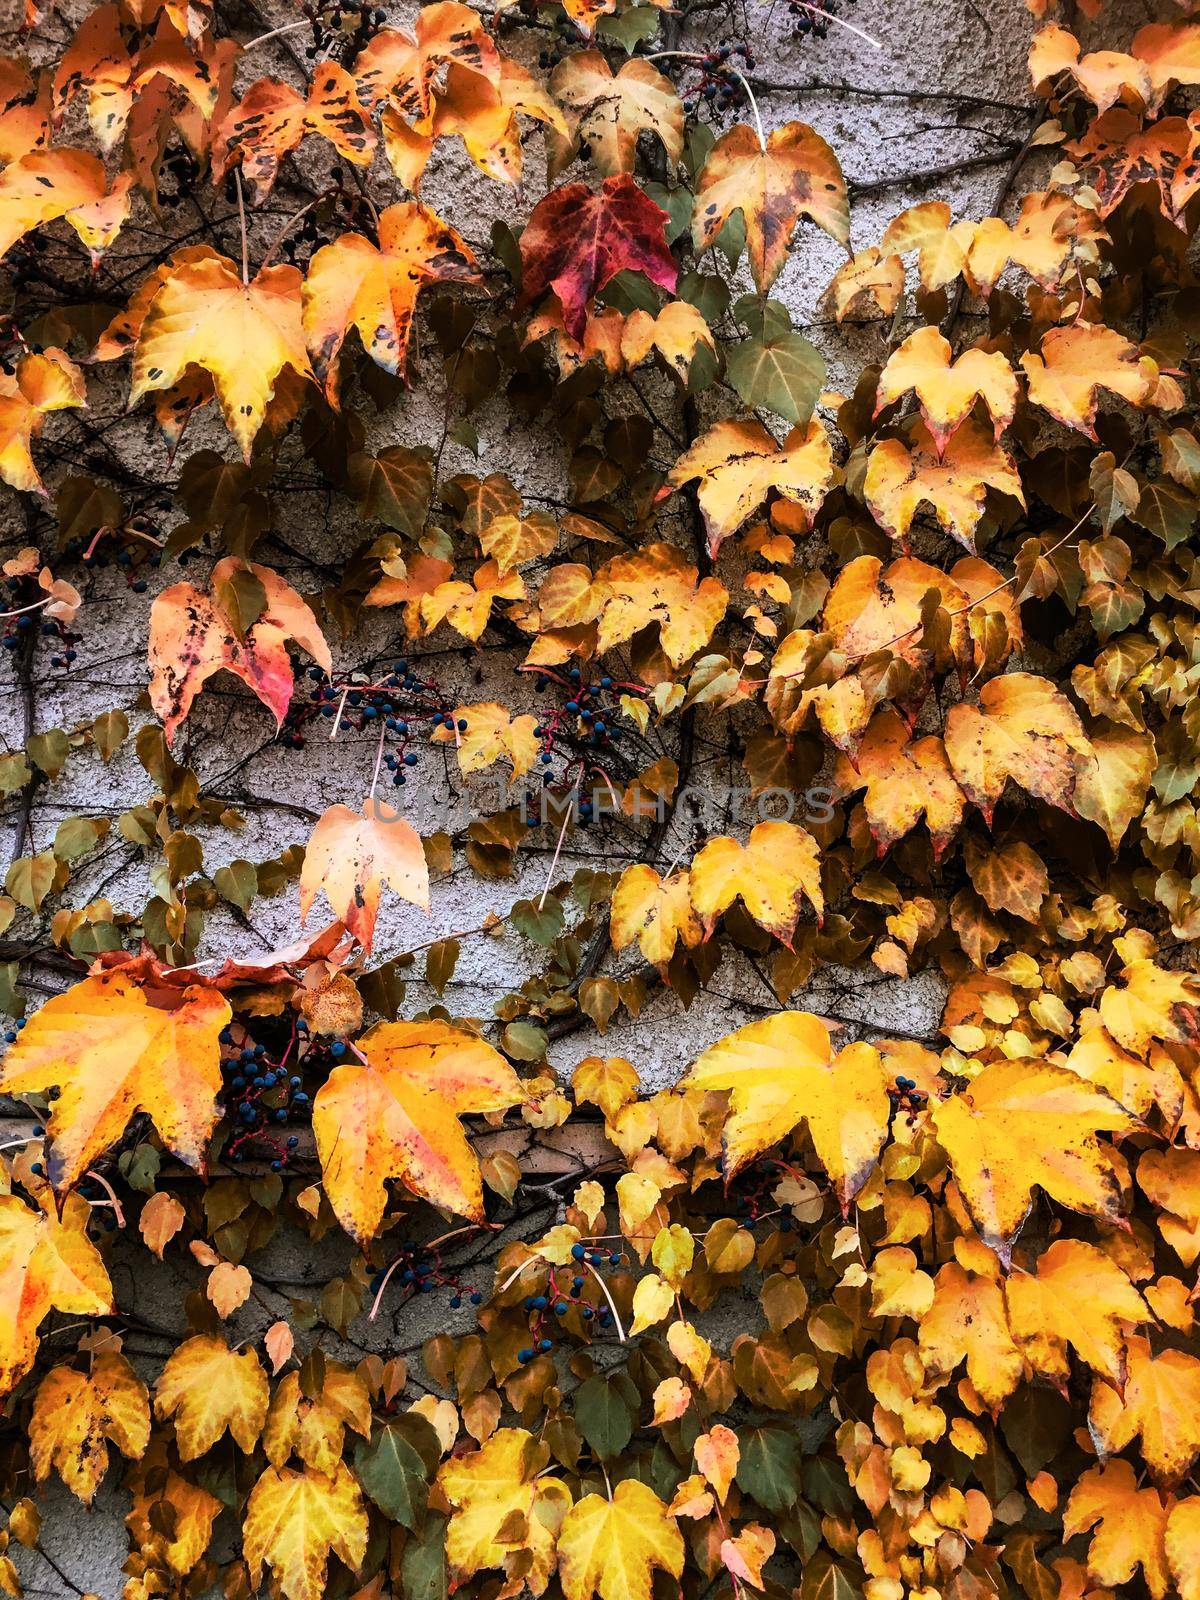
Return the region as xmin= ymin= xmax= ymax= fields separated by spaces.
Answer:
xmin=538 ymin=1337 xmax=553 ymax=1353
xmin=571 ymin=1243 xmax=585 ymax=1260
xmin=330 ymin=1040 xmax=346 ymax=1058
xmin=404 ymin=751 xmax=418 ymax=767
xmin=470 ymin=1291 xmax=482 ymax=1305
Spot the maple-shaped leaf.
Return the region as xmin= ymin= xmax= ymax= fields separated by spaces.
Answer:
xmin=149 ymin=555 xmax=331 ymax=744
xmin=610 ymin=864 xmax=702 ymax=974
xmin=382 ymin=58 xmax=564 ymax=190
xmin=1100 ymin=958 xmax=1200 ymax=1055
xmin=0 ymin=1191 xmax=112 ymax=1398
xmin=212 ymin=63 xmax=375 ymax=202
xmin=353 ymin=0 xmax=500 ymax=117
xmin=692 ymin=121 xmax=848 ymax=292
xmin=833 ymin=712 xmax=965 ymax=859
xmin=682 ymin=1012 xmax=888 ymax=1204
xmin=264 ymin=1362 xmax=371 ymax=1477
xmin=0 ymin=347 xmax=86 ymax=495
xmin=1064 ymin=1461 xmax=1170 ymax=1599
xmin=154 ymin=1334 xmax=269 ymax=1460
xmin=516 ymin=174 xmax=677 ymax=342
xmin=931 ymin=1058 xmax=1135 ymax=1253
xmin=0 ymin=147 xmax=111 ymax=261
xmin=664 ymin=418 xmax=834 ymax=556
xmin=299 ymin=798 xmax=429 ymax=953
xmin=865 ymin=418 xmax=1024 ymax=552
xmin=439 ymin=1428 xmax=572 ymax=1596
xmin=1021 ymin=322 xmax=1156 ymax=438
xmin=126 ymin=1440 xmax=222 ymax=1578
xmin=592 ymin=541 xmax=728 ymax=664
xmin=1006 ymin=1237 xmax=1149 ymax=1388
xmin=1138 ymin=1146 xmax=1200 ymax=1263
xmin=429 ymin=702 xmax=540 ymax=780
xmin=1089 ymin=1334 xmax=1200 ymax=1484
xmin=244 ymin=1461 xmax=368 ymax=1600
xmin=621 ymin=301 xmax=716 ymax=383
xmin=825 ymin=245 xmax=905 ymax=323
xmin=548 ymin=51 xmax=683 ymax=177
xmin=1066 ymin=1025 xmax=1183 ymax=1126
xmin=558 ymin=1478 xmax=684 ymax=1600
xmin=880 ymin=200 xmax=977 ymax=293
xmin=302 ymin=202 xmax=477 ymax=402
xmin=127 ymin=253 xmax=312 ymax=459
xmin=967 ymin=189 xmax=1107 ymax=294
xmin=30 ymin=1353 xmax=150 ymax=1504
xmin=0 ymin=971 xmax=230 ymax=1194
xmin=690 ymin=820 xmax=823 ymax=945
xmin=1029 ymin=23 xmax=1152 ymax=113
xmin=418 ymin=558 xmax=526 ymax=642
xmin=311 ymin=1019 xmax=526 ymax=1240
xmin=1068 ymin=109 xmax=1191 ymax=220
xmin=875 ymin=327 xmax=1018 ymax=454
xmin=918 ymin=1262 xmax=1022 ymax=1410
xmin=944 ymin=671 xmax=1094 ymax=824
xmin=1166 ymin=1500 xmax=1200 ymax=1600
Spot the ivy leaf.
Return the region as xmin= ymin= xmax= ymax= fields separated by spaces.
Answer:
xmin=299 ymin=798 xmax=430 ymax=953
xmin=517 ymin=174 xmax=678 ymax=341
xmin=0 ymin=971 xmax=230 ymax=1194
xmin=311 ymin=1019 xmax=526 ymax=1239
xmin=557 ymin=1479 xmax=684 ymax=1600
xmin=213 ymin=62 xmax=375 ymax=202
xmin=0 ymin=1192 xmax=113 ymax=1398
xmin=664 ymin=418 xmax=833 ymax=555
xmin=243 ymin=1461 xmax=368 ymax=1600
xmin=153 ymin=1334 xmax=269 ymax=1461
xmin=727 ymin=310 xmax=825 ymax=427
xmin=943 ymin=672 xmax=1094 ymax=825
xmin=438 ymin=1428 xmax=571 ymax=1594
xmin=30 ymin=1353 xmax=150 ymax=1504
xmin=355 ymin=1417 xmax=436 ymax=1527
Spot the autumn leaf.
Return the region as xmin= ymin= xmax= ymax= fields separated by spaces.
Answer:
xmin=918 ymin=1262 xmax=1022 ymax=1410
xmin=311 ymin=1019 xmax=526 ymax=1239
xmin=1020 ymin=322 xmax=1156 ymax=438
xmin=419 ymin=559 xmax=526 ymax=642
xmin=213 ymin=62 xmax=375 ymax=201
xmin=664 ymin=418 xmax=833 ymax=556
xmin=154 ymin=1334 xmax=269 ymax=1460
xmin=875 ymin=327 xmax=1018 ymax=454
xmin=127 ymin=254 xmax=312 ymax=459
xmin=0 ymin=1192 xmax=113 ymax=1398
xmin=1006 ymin=1237 xmax=1149 ymax=1387
xmin=126 ymin=1443 xmax=222 ymax=1577
xmin=620 ymin=301 xmax=716 ymax=384
xmin=943 ymin=672 xmax=1094 ymax=824
xmin=353 ymin=1 xmax=500 ymax=118
xmin=610 ymin=864 xmax=703 ymax=973
xmin=682 ymin=1012 xmax=889 ymax=1204
xmin=833 ymin=712 xmax=965 ymax=859
xmin=931 ymin=1058 xmax=1136 ymax=1253
xmin=1074 ymin=724 xmax=1156 ymax=847
xmin=244 ymin=1461 xmax=368 ymax=1600
xmin=558 ymin=1478 xmax=684 ymax=1600
xmin=302 ymin=202 xmax=477 ymax=402
xmin=0 ymin=971 xmax=229 ymax=1193
xmin=865 ymin=418 xmax=1024 ymax=552
xmin=692 ymin=121 xmax=848 ymax=292
xmin=689 ymin=820 xmax=823 ymax=944
xmin=0 ymin=147 xmax=109 ymax=260
xmin=264 ymin=1362 xmax=372 ymax=1477
xmin=439 ymin=1428 xmax=572 ymax=1595
xmin=429 ymin=702 xmax=540 ymax=780
xmin=148 ymin=555 xmax=331 ymax=745
xmin=299 ymin=798 xmax=429 ymax=953
xmin=592 ymin=541 xmax=729 ymax=663
xmin=30 ymin=1353 xmax=150 ymax=1504
xmin=1064 ymin=1461 xmax=1170 ymax=1600
xmin=516 ymin=174 xmax=677 ymax=342
xmin=1089 ymin=1334 xmax=1200 ymax=1484
xmin=548 ymin=52 xmax=683 ymax=177
xmin=0 ymin=347 xmax=87 ymax=495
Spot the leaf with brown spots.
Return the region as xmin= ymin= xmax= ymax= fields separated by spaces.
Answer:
xmin=691 ymin=121 xmax=848 ymax=294
xmin=302 ymin=202 xmax=477 ymax=403
xmin=944 ymin=672 xmax=1094 ymax=824
xmin=299 ymin=797 xmax=430 ymax=953
xmin=149 ymin=555 xmax=331 ymax=744
xmin=0 ymin=347 xmax=86 ymax=496
xmin=517 ymin=174 xmax=678 ymax=342
xmin=548 ymin=51 xmax=683 ymax=178
xmin=213 ymin=62 xmax=375 ymax=202
xmin=353 ymin=0 xmax=500 ymax=117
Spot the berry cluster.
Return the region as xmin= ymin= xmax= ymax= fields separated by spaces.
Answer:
xmin=283 ymin=660 xmax=462 ymax=779
xmin=523 ymin=665 xmax=646 ymax=826
xmin=682 ymin=44 xmax=756 ymax=113
xmin=787 ymin=0 xmax=856 ymax=38
xmin=1 ymin=568 xmax=79 ymax=661
xmin=369 ymin=1245 xmax=485 ymax=1308
xmin=890 ymin=1073 xmax=928 ymax=1111
xmin=219 ymin=1022 xmax=312 ymax=1168
xmin=302 ymin=0 xmax=387 ymax=60
xmin=516 ymin=1240 xmax=625 ymax=1363
xmin=536 ymin=12 xmax=585 ymax=70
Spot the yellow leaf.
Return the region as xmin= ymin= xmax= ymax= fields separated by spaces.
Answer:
xmin=1089 ymin=1334 xmax=1200 ymax=1484
xmin=1064 ymin=1460 xmax=1170 ymax=1598
xmin=631 ymin=1272 xmax=674 ymax=1334
xmin=207 ymin=1260 xmax=252 ymax=1318
xmin=153 ymin=1334 xmax=269 ymax=1461
xmin=694 ymin=1424 xmax=739 ymax=1504
xmin=243 ymin=1461 xmax=368 ymax=1600
xmin=439 ymin=1428 xmax=571 ymax=1596
xmin=557 ymin=1478 xmax=684 ymax=1600
xmin=918 ymin=1262 xmax=1022 ymax=1410
xmin=1005 ymin=1238 xmax=1148 ymax=1387
xmin=865 ymin=418 xmax=1024 ymax=553
xmin=665 ymin=418 xmax=833 ymax=556
xmin=30 ymin=1353 xmax=150 ymax=1503
xmin=689 ymin=820 xmax=823 ymax=945
xmin=0 ymin=1191 xmax=112 ymax=1397
xmin=683 ymin=1012 xmax=888 ymax=1205
xmin=610 ymin=865 xmax=703 ymax=972
xmin=944 ymin=672 xmax=1094 ymax=826
xmin=138 ymin=1190 xmax=185 ymax=1259
xmin=1021 ymin=322 xmax=1155 ymax=438
xmin=299 ymin=798 xmax=430 ymax=954
xmin=876 ymin=327 xmax=1018 ymax=454
xmin=264 ymin=1362 xmax=372 ymax=1477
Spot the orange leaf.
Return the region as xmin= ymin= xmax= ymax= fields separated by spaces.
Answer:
xmin=299 ymin=797 xmax=430 ymax=952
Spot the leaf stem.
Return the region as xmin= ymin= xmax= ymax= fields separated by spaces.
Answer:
xmin=234 ymin=170 xmax=250 ymax=287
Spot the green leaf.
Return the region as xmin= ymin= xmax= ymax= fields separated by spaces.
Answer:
xmin=26 ymin=729 xmax=70 ymax=780
xmin=0 ymin=753 xmax=32 ymax=795
xmin=509 ymin=897 xmax=565 ymax=946
xmin=574 ymin=1371 xmax=639 ymax=1460
xmin=355 ymin=1420 xmax=433 ymax=1529
xmin=501 ymin=1020 xmax=548 ymax=1062
xmin=727 ymin=327 xmax=825 ymax=426
xmin=214 ymin=565 xmax=267 ymax=639
xmin=401 ymin=1514 xmax=448 ymax=1600
xmin=596 ymin=5 xmax=661 ymax=50
xmin=736 ymin=1423 xmax=804 ymax=1513
xmin=214 ymin=859 xmax=258 ymax=913
xmin=349 ymin=447 xmax=435 ymax=536
xmin=90 ymin=709 xmax=128 ymax=764
xmin=53 ymin=815 xmax=110 ymax=863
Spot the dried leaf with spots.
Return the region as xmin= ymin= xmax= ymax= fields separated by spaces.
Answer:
xmin=592 ymin=541 xmax=728 ymax=664
xmin=931 ymin=1058 xmax=1136 ymax=1253
xmin=127 ymin=255 xmax=312 ymax=459
xmin=865 ymin=418 xmax=1024 ymax=553
xmin=30 ymin=1354 xmax=150 ymax=1504
xmin=148 ymin=555 xmax=330 ymax=745
xmin=689 ymin=820 xmax=823 ymax=944
xmin=610 ymin=864 xmax=703 ymax=973
xmin=264 ymin=1362 xmax=372 ymax=1476
xmin=620 ymin=302 xmax=716 ymax=384
xmin=0 ymin=971 xmax=229 ymax=1193
xmin=353 ymin=1 xmax=500 ymax=116
xmin=944 ymin=672 xmax=1094 ymax=824
xmin=302 ymin=203 xmax=477 ymax=403
xmin=0 ymin=147 xmax=110 ymax=260
xmin=213 ymin=62 xmax=375 ymax=201
xmin=243 ymin=1461 xmax=368 ymax=1600
xmin=517 ymin=174 xmax=677 ymax=342
xmin=683 ymin=1012 xmax=888 ymax=1205
xmin=664 ymin=418 xmax=834 ymax=556
xmin=692 ymin=121 xmax=848 ymax=292
xmin=311 ymin=1019 xmax=525 ymax=1239
xmin=548 ymin=52 xmax=683 ymax=177
xmin=299 ymin=798 xmax=429 ymax=953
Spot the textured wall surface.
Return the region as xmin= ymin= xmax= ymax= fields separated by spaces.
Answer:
xmin=0 ymin=0 xmax=1145 ymax=1590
